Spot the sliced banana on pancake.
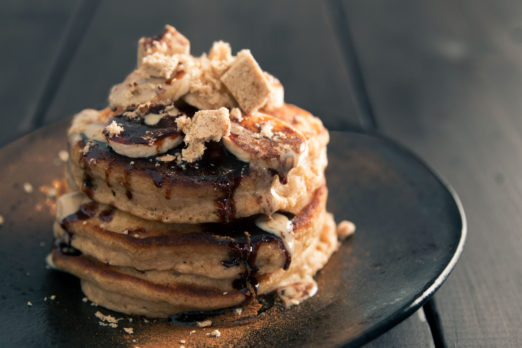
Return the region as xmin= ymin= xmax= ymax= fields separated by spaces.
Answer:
xmin=223 ymin=112 xmax=307 ymax=178
xmin=103 ymin=107 xmax=183 ymax=158
xmin=109 ymin=68 xmax=190 ymax=110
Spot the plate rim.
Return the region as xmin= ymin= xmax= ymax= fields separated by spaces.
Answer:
xmin=329 ymin=129 xmax=467 ymax=346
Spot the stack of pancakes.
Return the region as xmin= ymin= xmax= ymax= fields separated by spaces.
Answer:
xmin=50 ymin=26 xmax=345 ymax=318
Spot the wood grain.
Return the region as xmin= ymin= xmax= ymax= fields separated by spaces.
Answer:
xmin=343 ymin=0 xmax=522 ymax=346
xmin=0 ymin=0 xmax=80 ymax=146
xmin=365 ymin=310 xmax=434 ymax=348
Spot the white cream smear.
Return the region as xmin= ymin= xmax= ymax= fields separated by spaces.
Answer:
xmin=255 ymin=213 xmax=295 ymax=256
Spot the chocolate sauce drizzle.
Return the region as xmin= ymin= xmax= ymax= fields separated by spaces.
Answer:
xmin=203 ymin=218 xmax=291 ymax=296
xmin=54 ymin=241 xmax=82 ymax=256
xmin=78 ymin=136 xmax=250 ymax=221
xmin=56 ymin=202 xmax=99 ymax=256
xmin=98 ymin=208 xmax=115 ymax=222
xmin=81 ymin=173 xmax=95 ymax=199
xmin=60 ymin=201 xmax=99 ymax=229
xmin=58 ymin=200 xmax=292 ymax=296
xmin=103 ymin=106 xmax=180 ymax=146
xmin=75 ymin=118 xmax=290 ymax=296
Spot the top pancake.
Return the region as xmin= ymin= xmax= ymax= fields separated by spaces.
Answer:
xmin=67 ymin=103 xmax=329 ymax=223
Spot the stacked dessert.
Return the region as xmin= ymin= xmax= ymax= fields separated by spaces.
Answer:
xmin=50 ymin=25 xmax=348 ymax=318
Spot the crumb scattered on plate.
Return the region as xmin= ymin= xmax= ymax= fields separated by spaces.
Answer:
xmin=207 ymin=329 xmax=221 ymax=338
xmin=23 ymin=182 xmax=33 ymax=193
xmin=58 ymin=150 xmax=69 ymax=162
xmin=337 ymin=220 xmax=356 ymax=240
xmin=196 ymin=319 xmax=212 ymax=328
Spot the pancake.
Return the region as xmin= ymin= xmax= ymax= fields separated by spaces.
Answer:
xmin=66 ymin=103 xmax=328 ymax=223
xmin=54 ymin=185 xmax=326 ymax=279
xmin=51 ymin=205 xmax=337 ymax=318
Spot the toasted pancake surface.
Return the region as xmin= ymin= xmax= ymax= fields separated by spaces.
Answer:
xmin=67 ymin=104 xmax=327 ymax=223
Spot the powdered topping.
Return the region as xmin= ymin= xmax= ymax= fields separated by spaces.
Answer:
xmin=178 ymin=107 xmax=231 ymax=163
xmin=56 ymin=192 xmax=91 ymax=222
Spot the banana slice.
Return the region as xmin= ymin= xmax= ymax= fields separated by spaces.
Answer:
xmin=108 ymin=68 xmax=190 ymax=110
xmin=223 ymin=112 xmax=307 ymax=178
xmin=103 ymin=108 xmax=183 ymax=158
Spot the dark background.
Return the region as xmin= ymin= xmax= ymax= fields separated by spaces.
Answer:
xmin=2 ymin=0 xmax=522 ymax=346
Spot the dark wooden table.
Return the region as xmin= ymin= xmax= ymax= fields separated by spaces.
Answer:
xmin=2 ymin=0 xmax=521 ymax=346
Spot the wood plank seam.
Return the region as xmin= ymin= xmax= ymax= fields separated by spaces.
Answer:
xmin=327 ymin=0 xmax=448 ymax=346
xmin=20 ymin=0 xmax=101 ymax=133
xmin=325 ymin=0 xmax=378 ymax=130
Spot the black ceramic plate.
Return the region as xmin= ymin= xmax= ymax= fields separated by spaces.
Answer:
xmin=0 ymin=121 xmax=465 ymax=347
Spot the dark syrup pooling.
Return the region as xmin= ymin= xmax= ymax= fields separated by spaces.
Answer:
xmin=82 ymin=173 xmax=95 ymax=199
xmin=103 ymin=106 xmax=180 ymax=145
xmin=170 ymin=308 xmax=226 ymax=325
xmin=98 ymin=208 xmax=115 ymax=222
xmin=201 ymin=217 xmax=291 ymax=296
